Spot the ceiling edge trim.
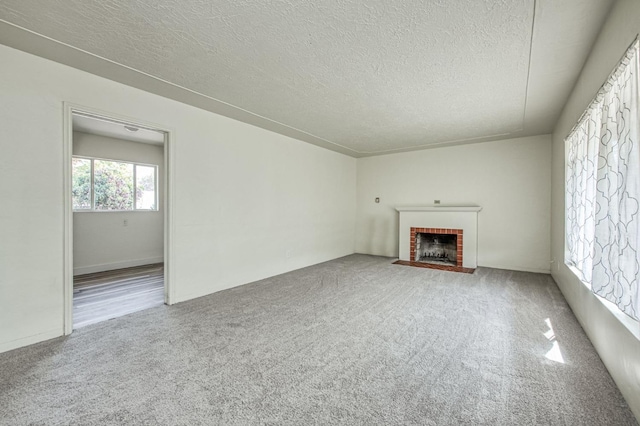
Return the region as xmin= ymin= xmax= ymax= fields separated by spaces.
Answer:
xmin=520 ymin=0 xmax=537 ymax=130
xmin=356 ymin=132 xmax=515 ymax=157
xmin=357 ymin=131 xmax=555 ymax=158
xmin=0 ymin=19 xmax=361 ymax=157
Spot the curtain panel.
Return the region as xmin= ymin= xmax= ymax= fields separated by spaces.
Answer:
xmin=565 ymin=38 xmax=640 ymax=320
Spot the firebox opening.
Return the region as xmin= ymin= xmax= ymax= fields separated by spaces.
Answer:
xmin=415 ymin=233 xmax=457 ymax=266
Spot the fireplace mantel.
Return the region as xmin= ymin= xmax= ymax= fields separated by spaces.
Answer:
xmin=396 ymin=205 xmax=481 ymax=268
xmin=395 ymin=205 xmax=482 ymax=213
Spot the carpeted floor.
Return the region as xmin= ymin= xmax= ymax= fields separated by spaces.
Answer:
xmin=0 ymin=254 xmax=637 ymax=425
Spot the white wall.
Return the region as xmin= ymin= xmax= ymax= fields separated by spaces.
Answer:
xmin=550 ymin=0 xmax=640 ymax=419
xmin=356 ymin=135 xmax=552 ymax=273
xmin=73 ymin=132 xmax=164 ymax=275
xmin=0 ymin=44 xmax=356 ymax=353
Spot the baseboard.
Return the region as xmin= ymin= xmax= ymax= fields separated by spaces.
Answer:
xmin=74 ymin=256 xmax=164 ymax=276
xmin=0 ymin=328 xmax=62 ymax=354
xmin=478 ymin=263 xmax=551 ymax=274
xmin=352 ymin=253 xmax=552 ymax=275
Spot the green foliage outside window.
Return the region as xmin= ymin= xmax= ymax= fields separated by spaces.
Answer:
xmin=72 ymin=157 xmax=157 ymax=211
xmin=94 ymin=160 xmax=134 ymax=210
xmin=72 ymin=158 xmax=91 ymax=209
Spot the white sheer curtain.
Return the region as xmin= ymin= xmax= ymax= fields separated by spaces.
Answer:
xmin=566 ymin=105 xmax=601 ymax=283
xmin=565 ymin=38 xmax=640 ymax=320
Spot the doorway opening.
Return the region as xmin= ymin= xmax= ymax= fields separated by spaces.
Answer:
xmin=63 ymin=105 xmax=174 ymax=332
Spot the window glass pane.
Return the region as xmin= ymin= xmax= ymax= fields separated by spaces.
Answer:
xmin=136 ymin=165 xmax=157 ymax=210
xmin=94 ymin=160 xmax=134 ymax=210
xmin=72 ymin=158 xmax=91 ymax=209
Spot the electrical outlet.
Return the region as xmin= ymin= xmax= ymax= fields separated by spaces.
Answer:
xmin=286 ymin=249 xmax=293 ymax=259
xmin=434 ymin=200 xmax=441 ymax=205
xmin=123 ymin=219 xmax=128 ymax=227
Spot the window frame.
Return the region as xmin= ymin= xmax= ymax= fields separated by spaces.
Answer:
xmin=72 ymin=155 xmax=159 ymax=212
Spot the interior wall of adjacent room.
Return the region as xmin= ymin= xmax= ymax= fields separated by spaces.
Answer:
xmin=72 ymin=132 xmax=164 ymax=275
xmin=355 ymin=135 xmax=552 ymax=273
xmin=550 ymin=0 xmax=640 ymax=420
xmin=0 ymin=44 xmax=357 ymax=353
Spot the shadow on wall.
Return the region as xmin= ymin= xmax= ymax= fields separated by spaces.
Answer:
xmin=363 ymin=210 xmax=399 ymax=257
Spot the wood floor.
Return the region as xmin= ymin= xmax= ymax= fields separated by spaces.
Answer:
xmin=73 ymin=263 xmax=164 ymax=329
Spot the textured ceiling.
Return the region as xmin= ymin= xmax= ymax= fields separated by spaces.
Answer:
xmin=0 ymin=0 xmax=614 ymax=156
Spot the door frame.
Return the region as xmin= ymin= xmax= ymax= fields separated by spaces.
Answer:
xmin=62 ymin=102 xmax=176 ymax=335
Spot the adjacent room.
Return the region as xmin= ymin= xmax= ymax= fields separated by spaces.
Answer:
xmin=71 ymin=113 xmax=167 ymax=328
xmin=0 ymin=0 xmax=639 ymax=424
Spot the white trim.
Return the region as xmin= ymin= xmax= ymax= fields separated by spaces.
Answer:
xmin=63 ymin=105 xmax=73 ymax=335
xmin=0 ymin=328 xmax=63 ymax=354
xmin=164 ymin=129 xmax=176 ymax=305
xmin=63 ymin=102 xmax=176 ymax=335
xmin=480 ymin=264 xmax=551 ymax=274
xmin=395 ymin=205 xmax=482 ymax=212
xmin=72 ymin=155 xmax=159 ymax=169
xmin=596 ymin=294 xmax=640 ymax=341
xmin=73 ymin=210 xmax=161 ymax=213
xmin=566 ymin=263 xmax=592 ymax=290
xmin=73 ymin=257 xmax=165 ymax=276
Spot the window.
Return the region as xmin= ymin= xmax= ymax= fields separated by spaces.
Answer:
xmin=72 ymin=158 xmax=91 ymax=209
xmin=565 ymin=38 xmax=639 ymax=321
xmin=72 ymin=156 xmax=158 ymax=211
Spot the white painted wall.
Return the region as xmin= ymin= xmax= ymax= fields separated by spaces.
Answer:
xmin=356 ymin=135 xmax=552 ymax=273
xmin=550 ymin=0 xmax=640 ymax=420
xmin=72 ymin=132 xmax=164 ymax=275
xmin=0 ymin=44 xmax=356 ymax=353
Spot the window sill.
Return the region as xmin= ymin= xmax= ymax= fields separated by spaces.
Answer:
xmin=596 ymin=294 xmax=640 ymax=340
xmin=565 ymin=263 xmax=640 ymax=340
xmin=73 ymin=210 xmax=159 ymax=213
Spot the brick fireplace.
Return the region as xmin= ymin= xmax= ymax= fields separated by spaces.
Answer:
xmin=410 ymin=227 xmax=463 ymax=267
xmin=396 ymin=205 xmax=482 ymax=269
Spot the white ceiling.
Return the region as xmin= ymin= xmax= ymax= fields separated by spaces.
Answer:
xmin=73 ymin=114 xmax=165 ymax=146
xmin=0 ymin=0 xmax=614 ymax=157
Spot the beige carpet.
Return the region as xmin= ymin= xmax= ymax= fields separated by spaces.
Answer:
xmin=0 ymin=254 xmax=637 ymax=425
